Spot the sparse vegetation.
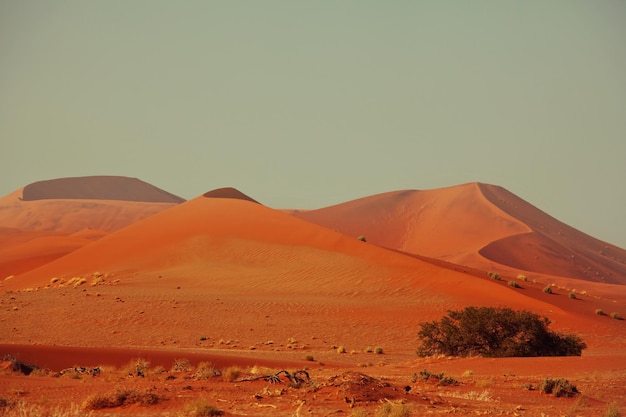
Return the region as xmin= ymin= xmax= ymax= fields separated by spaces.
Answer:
xmin=222 ymin=366 xmax=242 ymax=382
xmin=596 ymin=309 xmax=606 ymax=316
xmin=517 ymin=274 xmax=528 ymax=281
xmin=374 ymin=401 xmax=410 ymax=417
xmin=543 ymin=286 xmax=553 ymax=294
xmin=182 ymin=398 xmax=223 ymax=416
xmin=605 ymin=401 xmax=621 ymax=417
xmin=374 ymin=346 xmax=383 ymax=354
xmin=412 ymin=369 xmax=459 ymax=386
xmin=305 ymin=355 xmax=315 ymax=361
xmin=610 ymin=312 xmax=622 ymax=320
xmin=172 ymin=358 xmax=192 ymax=372
xmin=487 ymin=271 xmax=501 ymax=281
xmin=193 ymin=362 xmax=217 ymax=380
xmin=508 ymin=280 xmax=520 ymax=288
xmin=82 ymin=387 xmax=160 ymax=409
xmin=336 ymin=346 xmax=346 ymax=354
xmin=416 ymin=306 xmax=586 ymax=357
xmin=357 ymin=235 xmax=367 ymax=242
xmin=538 ymin=378 xmax=578 ymax=397
xmin=569 ymin=292 xmax=577 ymax=299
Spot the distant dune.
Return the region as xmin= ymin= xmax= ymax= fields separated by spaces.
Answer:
xmin=293 ymin=182 xmax=626 ymax=285
xmin=20 ymin=175 xmax=184 ymax=203
xmin=0 ymin=176 xmax=183 ymax=233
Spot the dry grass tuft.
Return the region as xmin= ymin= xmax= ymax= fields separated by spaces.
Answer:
xmin=374 ymin=401 xmax=410 ymax=417
xmin=182 ymin=398 xmax=223 ymax=416
xmin=82 ymin=387 xmax=160 ymax=410
xmin=222 ymin=365 xmax=242 ymax=382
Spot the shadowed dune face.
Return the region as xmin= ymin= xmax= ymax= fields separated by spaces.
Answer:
xmin=20 ymin=176 xmax=185 ymax=203
xmin=478 ymin=184 xmax=626 ymax=285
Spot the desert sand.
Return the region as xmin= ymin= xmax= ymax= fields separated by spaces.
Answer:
xmin=0 ymin=177 xmax=624 ymax=416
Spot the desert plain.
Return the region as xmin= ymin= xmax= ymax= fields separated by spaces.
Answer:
xmin=1 ymin=176 xmax=625 ymax=416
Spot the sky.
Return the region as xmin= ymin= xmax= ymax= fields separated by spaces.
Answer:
xmin=1 ymin=1 xmax=625 ymax=249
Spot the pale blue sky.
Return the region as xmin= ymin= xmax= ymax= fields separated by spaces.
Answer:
xmin=1 ymin=1 xmax=625 ymax=248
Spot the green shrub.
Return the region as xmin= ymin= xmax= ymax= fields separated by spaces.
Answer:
xmin=508 ymin=281 xmax=520 ymax=288
xmin=569 ymin=292 xmax=577 ymax=299
xmin=538 ymin=378 xmax=578 ymax=397
xmin=416 ymin=306 xmax=586 ymax=357
xmin=543 ymin=286 xmax=553 ymax=294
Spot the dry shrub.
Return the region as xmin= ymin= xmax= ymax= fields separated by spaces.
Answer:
xmin=222 ymin=366 xmax=242 ymax=382
xmin=82 ymin=387 xmax=159 ymax=410
xmin=375 ymin=401 xmax=410 ymax=417
xmin=172 ymin=358 xmax=192 ymax=372
xmin=538 ymin=378 xmax=578 ymax=397
xmin=182 ymin=398 xmax=223 ymax=416
xmin=193 ymin=362 xmax=217 ymax=380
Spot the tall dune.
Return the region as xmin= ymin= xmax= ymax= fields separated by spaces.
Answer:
xmin=293 ymin=182 xmax=626 ymax=284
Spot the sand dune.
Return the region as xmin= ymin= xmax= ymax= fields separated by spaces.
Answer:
xmin=0 ymin=177 xmax=183 ymax=234
xmin=2 ymin=181 xmax=625 ymax=416
xmin=20 ymin=175 xmax=184 ymax=203
xmin=293 ymin=182 xmax=626 ymax=285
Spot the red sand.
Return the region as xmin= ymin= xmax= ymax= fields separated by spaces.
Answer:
xmin=1 ymin=179 xmax=625 ymax=416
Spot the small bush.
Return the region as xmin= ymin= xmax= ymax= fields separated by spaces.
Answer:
xmin=172 ymin=358 xmax=192 ymax=372
xmin=538 ymin=378 xmax=578 ymax=397
xmin=543 ymin=286 xmax=553 ymax=294
xmin=374 ymin=346 xmax=384 ymax=354
xmin=413 ymin=369 xmax=459 ymax=386
xmin=193 ymin=362 xmax=217 ymax=380
xmin=183 ymin=398 xmax=223 ymax=416
xmin=487 ymin=272 xmax=501 ymax=281
xmin=305 ymin=355 xmax=315 ymax=361
xmin=596 ymin=309 xmax=606 ymax=316
xmin=357 ymin=235 xmax=367 ymax=242
xmin=517 ymin=274 xmax=528 ymax=281
xmin=569 ymin=292 xmax=577 ymax=299
xmin=83 ymin=387 xmax=159 ymax=410
xmin=610 ymin=312 xmax=622 ymax=320
xmin=221 ymin=366 xmax=241 ymax=382
xmin=374 ymin=401 xmax=410 ymax=417
xmin=508 ymin=281 xmax=520 ymax=288
xmin=336 ymin=346 xmax=346 ymax=354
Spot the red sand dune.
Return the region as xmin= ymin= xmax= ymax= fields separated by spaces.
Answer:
xmin=4 ymin=188 xmax=624 ymax=356
xmin=0 ymin=176 xmax=183 ymax=234
xmin=0 ymin=176 xmax=184 ymax=277
xmin=293 ymin=182 xmax=626 ymax=285
xmin=1 ymin=183 xmax=625 ymax=416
